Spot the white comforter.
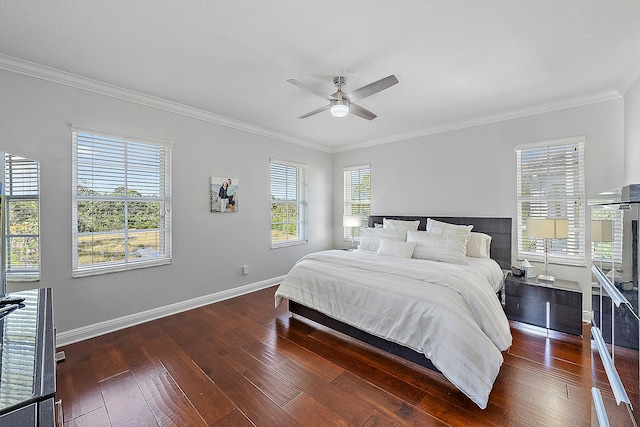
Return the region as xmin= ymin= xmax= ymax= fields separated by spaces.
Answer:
xmin=274 ymin=249 xmax=512 ymax=409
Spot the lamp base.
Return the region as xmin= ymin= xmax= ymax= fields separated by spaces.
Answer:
xmin=537 ymin=274 xmax=556 ymax=284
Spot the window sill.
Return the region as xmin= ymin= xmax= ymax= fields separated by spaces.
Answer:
xmin=72 ymin=258 xmax=172 ymax=278
xmin=271 ymin=240 xmax=308 ymax=249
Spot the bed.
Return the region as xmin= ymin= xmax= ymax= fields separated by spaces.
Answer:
xmin=274 ymin=215 xmax=512 ymax=409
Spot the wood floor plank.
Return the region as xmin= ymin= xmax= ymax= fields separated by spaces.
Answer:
xmin=210 ymin=409 xmax=256 ymax=427
xmin=144 ymin=334 xmax=237 ymax=424
xmin=273 ymin=358 xmax=378 ymax=426
xmin=63 ymin=407 xmax=112 ymax=427
xmin=182 ymin=339 xmax=238 ymax=383
xmin=216 ymin=372 xmax=301 ymax=427
xmin=56 ymin=286 xmax=613 ymax=426
xmin=137 ymin=369 xmax=207 ymax=426
xmin=331 ymin=371 xmax=449 ymax=427
xmin=99 ymin=371 xmax=158 ymax=427
xmin=296 ymin=337 xmax=427 ymax=405
xmin=111 ymin=323 xmax=167 ymax=382
xmin=56 ymin=350 xmax=106 ymax=422
xmin=283 ymin=392 xmax=351 ymax=426
xmin=220 ymin=348 xmax=302 ymax=407
xmin=88 ymin=333 xmax=129 ymax=381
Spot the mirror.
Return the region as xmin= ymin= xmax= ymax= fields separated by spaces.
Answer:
xmin=1 ymin=153 xmax=40 ymax=295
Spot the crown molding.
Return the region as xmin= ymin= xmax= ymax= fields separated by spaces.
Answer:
xmin=616 ymin=41 xmax=640 ymax=95
xmin=0 ymin=54 xmax=331 ymax=153
xmin=333 ymin=88 xmax=623 ymax=153
xmin=0 ymin=54 xmax=627 ymax=155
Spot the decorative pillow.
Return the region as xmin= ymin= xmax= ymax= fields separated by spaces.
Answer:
xmin=426 ymin=218 xmax=473 ymax=235
xmin=407 ymin=230 xmax=469 ymax=264
xmin=383 ymin=218 xmax=420 ymax=232
xmin=359 ymin=228 xmax=407 ymax=251
xmin=466 ymin=232 xmax=492 ymax=258
xmin=376 ymin=239 xmax=417 ymax=259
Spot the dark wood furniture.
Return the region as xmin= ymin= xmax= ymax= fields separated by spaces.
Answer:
xmin=0 ymin=288 xmax=56 ymax=426
xmin=504 ymin=275 xmax=582 ymax=335
xmin=288 ymin=215 xmax=512 ymax=373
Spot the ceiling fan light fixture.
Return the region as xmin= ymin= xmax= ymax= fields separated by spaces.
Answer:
xmin=330 ymin=100 xmax=349 ymax=117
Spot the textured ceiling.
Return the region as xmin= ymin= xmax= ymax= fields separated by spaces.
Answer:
xmin=1 ymin=1 xmax=640 ymax=151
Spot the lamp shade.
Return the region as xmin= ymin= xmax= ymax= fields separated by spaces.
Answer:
xmin=330 ymin=100 xmax=349 ymax=117
xmin=343 ymin=215 xmax=362 ymax=228
xmin=592 ymin=220 xmax=613 ymax=242
xmin=526 ymin=218 xmax=569 ymax=239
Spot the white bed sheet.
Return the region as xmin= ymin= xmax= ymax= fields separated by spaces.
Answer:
xmin=464 ymin=256 xmax=506 ymax=293
xmin=274 ymin=249 xmax=512 ymax=409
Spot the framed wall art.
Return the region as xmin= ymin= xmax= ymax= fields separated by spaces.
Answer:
xmin=211 ymin=176 xmax=239 ymax=213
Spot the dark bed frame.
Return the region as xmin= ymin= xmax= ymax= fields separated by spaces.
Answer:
xmin=288 ymin=215 xmax=512 ymax=372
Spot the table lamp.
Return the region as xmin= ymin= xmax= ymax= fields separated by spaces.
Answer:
xmin=343 ymin=215 xmax=363 ymax=249
xmin=526 ymin=218 xmax=569 ymax=283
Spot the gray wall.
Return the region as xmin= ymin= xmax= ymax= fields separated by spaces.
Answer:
xmin=625 ymin=74 xmax=640 ymax=185
xmin=2 ymin=63 xmax=637 ymax=337
xmin=0 ymin=70 xmax=333 ymax=336
xmin=333 ymin=99 xmax=626 ymax=315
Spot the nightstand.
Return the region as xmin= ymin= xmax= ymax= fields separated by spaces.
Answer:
xmin=504 ymin=275 xmax=583 ymax=335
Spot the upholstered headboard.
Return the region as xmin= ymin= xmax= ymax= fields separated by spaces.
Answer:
xmin=368 ymin=215 xmax=512 ymax=270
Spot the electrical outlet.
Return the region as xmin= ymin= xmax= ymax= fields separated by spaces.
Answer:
xmin=242 ymin=265 xmax=249 ymax=275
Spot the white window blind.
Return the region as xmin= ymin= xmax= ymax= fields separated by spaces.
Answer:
xmin=72 ymin=128 xmax=172 ymax=276
xmin=3 ymin=154 xmax=40 ymax=280
xmin=344 ymin=165 xmax=370 ymax=241
xmin=270 ymin=160 xmax=308 ymax=247
xmin=516 ymin=138 xmax=585 ymax=265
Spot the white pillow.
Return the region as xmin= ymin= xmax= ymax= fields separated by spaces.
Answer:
xmin=359 ymin=228 xmax=407 ymax=251
xmin=407 ymin=230 xmax=469 ymax=264
xmin=426 ymin=218 xmax=473 ymax=235
xmin=466 ymin=232 xmax=492 ymax=258
xmin=383 ymin=218 xmax=420 ymax=232
xmin=377 ymin=239 xmax=417 ymax=259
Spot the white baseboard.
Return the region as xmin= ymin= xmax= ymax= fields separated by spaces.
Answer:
xmin=55 ymin=276 xmax=285 ymax=347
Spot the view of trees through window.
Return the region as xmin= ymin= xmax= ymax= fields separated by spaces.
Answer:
xmin=76 ymin=186 xmax=163 ymax=265
xmin=73 ymin=130 xmax=172 ymax=273
xmin=270 ymin=161 xmax=307 ymax=246
xmin=4 ymin=153 xmax=40 ymax=278
xmin=7 ymin=199 xmax=39 ymax=274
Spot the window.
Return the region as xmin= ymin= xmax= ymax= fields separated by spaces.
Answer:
xmin=270 ymin=160 xmax=308 ymax=247
xmin=3 ymin=154 xmax=40 ymax=280
xmin=72 ymin=127 xmax=172 ymax=276
xmin=516 ymin=137 xmax=585 ymax=265
xmin=344 ymin=165 xmax=370 ymax=241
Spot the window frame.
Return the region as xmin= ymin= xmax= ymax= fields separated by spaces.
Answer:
xmin=516 ymin=136 xmax=586 ymax=266
xmin=71 ymin=126 xmax=173 ymax=277
xmin=2 ymin=153 xmax=40 ymax=281
xmin=270 ymin=159 xmax=308 ymax=248
xmin=343 ymin=165 xmax=370 ymax=242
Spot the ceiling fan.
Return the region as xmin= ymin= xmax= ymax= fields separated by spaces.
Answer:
xmin=287 ymin=74 xmax=398 ymax=120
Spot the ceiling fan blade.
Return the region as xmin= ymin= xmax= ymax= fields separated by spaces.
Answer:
xmin=298 ymin=104 xmax=330 ymax=119
xmin=345 ymin=75 xmax=399 ymax=102
xmin=288 ymin=79 xmax=336 ymax=101
xmin=349 ymin=103 xmax=377 ymax=121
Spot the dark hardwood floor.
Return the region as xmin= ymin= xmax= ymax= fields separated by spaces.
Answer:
xmin=55 ymin=286 xmax=629 ymax=426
